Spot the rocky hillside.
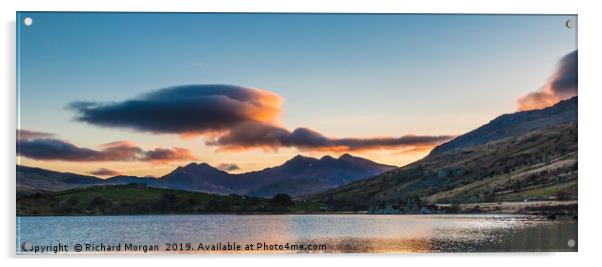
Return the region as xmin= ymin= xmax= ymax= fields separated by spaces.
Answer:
xmin=317 ymin=98 xmax=577 ymax=212
xmin=430 ymin=97 xmax=576 ymax=155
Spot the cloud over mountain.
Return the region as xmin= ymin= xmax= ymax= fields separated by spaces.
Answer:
xmin=517 ymin=50 xmax=577 ymax=111
xmin=206 ymin=122 xmax=453 ymax=152
xmin=216 ymin=163 xmax=240 ymax=171
xmin=17 ymin=130 xmax=196 ymax=163
xmin=140 ymin=147 xmax=198 ymax=163
xmin=89 ymin=168 xmax=122 ymax=176
xmin=68 ymin=84 xmax=451 ymax=152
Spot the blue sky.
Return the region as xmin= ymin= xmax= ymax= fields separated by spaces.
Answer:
xmin=17 ymin=13 xmax=577 ymax=176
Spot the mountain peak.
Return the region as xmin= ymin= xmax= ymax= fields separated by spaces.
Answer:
xmin=184 ymin=162 xmax=199 ymax=168
xmin=178 ymin=162 xmax=218 ymax=172
xmin=320 ymin=155 xmax=336 ymax=161
xmin=288 ymin=154 xmax=317 ymax=162
xmin=339 ymin=153 xmax=354 ymax=159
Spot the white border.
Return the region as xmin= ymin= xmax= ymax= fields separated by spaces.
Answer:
xmin=2 ymin=1 xmax=601 ymax=267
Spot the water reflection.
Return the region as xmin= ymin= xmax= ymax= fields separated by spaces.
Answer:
xmin=17 ymin=214 xmax=577 ymax=254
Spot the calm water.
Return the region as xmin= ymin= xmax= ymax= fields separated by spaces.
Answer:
xmin=17 ymin=214 xmax=577 ymax=254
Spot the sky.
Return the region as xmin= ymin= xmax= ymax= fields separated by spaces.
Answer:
xmin=17 ymin=13 xmax=577 ymax=177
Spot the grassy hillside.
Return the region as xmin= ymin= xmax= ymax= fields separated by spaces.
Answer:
xmin=16 ymin=165 xmax=104 ymax=195
xmin=17 ymin=184 xmax=322 ymax=216
xmin=316 ymin=123 xmax=577 ymax=212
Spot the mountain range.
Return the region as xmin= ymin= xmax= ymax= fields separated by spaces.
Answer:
xmin=17 ymin=153 xmax=395 ymax=198
xmin=17 ymin=96 xmax=578 ymax=211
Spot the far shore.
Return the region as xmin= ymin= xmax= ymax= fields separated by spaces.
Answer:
xmin=436 ymin=200 xmax=577 ymax=216
xmin=17 ymin=200 xmax=577 ymax=217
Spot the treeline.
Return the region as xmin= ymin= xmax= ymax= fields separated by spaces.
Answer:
xmin=17 ymin=184 xmax=321 ymax=216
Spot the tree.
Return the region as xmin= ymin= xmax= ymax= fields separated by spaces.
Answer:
xmin=152 ymin=193 xmax=179 ymax=212
xmin=89 ymin=196 xmax=106 ymax=207
xmin=272 ymin=193 xmax=292 ymax=206
xmin=67 ymin=196 xmax=80 ymax=206
xmin=87 ymin=196 xmax=108 ymax=213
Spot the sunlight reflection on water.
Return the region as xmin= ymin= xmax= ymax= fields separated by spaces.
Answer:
xmin=17 ymin=214 xmax=577 ymax=254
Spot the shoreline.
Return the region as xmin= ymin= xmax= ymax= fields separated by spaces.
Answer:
xmin=444 ymin=200 xmax=577 ymax=216
xmin=17 ymin=200 xmax=577 ymax=217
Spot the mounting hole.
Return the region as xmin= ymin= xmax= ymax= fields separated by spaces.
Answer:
xmin=567 ymin=239 xmax=576 ymax=248
xmin=566 ymin=19 xmax=575 ymax=29
xmin=21 ymin=241 xmax=32 ymax=251
xmin=23 ymin=17 xmax=33 ymax=26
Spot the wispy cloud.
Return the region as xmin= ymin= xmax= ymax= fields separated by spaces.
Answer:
xmin=89 ymin=168 xmax=121 ymax=176
xmin=216 ymin=163 xmax=240 ymax=172
xmin=206 ymin=122 xmax=453 ymax=152
xmin=16 ymin=129 xmax=54 ymax=140
xmin=17 ymin=130 xmax=197 ymax=163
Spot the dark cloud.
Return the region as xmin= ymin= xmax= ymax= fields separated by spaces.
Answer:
xmin=216 ymin=163 xmax=240 ymax=172
xmin=205 ymin=123 xmax=290 ymax=150
xmin=17 ymin=129 xmax=54 ymax=140
xmin=549 ymin=50 xmax=578 ymax=97
xmin=89 ymin=168 xmax=121 ymax=176
xmin=17 ymin=132 xmax=197 ymax=163
xmin=17 ymin=139 xmax=132 ymax=162
xmin=206 ymin=122 xmax=453 ymax=152
xmin=68 ymin=84 xmax=452 ymax=153
xmin=68 ymin=85 xmax=281 ymax=136
xmin=517 ymin=50 xmax=577 ymax=111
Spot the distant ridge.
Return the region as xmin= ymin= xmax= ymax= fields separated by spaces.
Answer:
xmin=17 ymin=153 xmax=395 ymax=198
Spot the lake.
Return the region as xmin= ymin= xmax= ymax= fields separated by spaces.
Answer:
xmin=17 ymin=214 xmax=577 ymax=254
